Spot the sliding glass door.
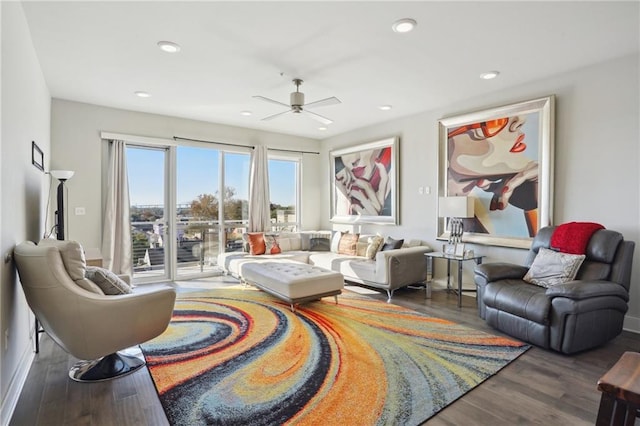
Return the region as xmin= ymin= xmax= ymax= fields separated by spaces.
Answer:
xmin=173 ymin=146 xmax=250 ymax=279
xmin=174 ymin=146 xmax=217 ymax=277
xmin=126 ymin=141 xmax=296 ymax=283
xmin=127 ymin=145 xmax=170 ymax=282
xmin=222 ymin=152 xmax=250 ymax=253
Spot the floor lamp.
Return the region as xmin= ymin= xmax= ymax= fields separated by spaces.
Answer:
xmin=50 ymin=170 xmax=75 ymax=240
xmin=438 ymin=196 xmax=474 ymax=244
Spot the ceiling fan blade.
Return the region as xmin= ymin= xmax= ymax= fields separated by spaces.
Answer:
xmin=304 ymin=96 xmax=342 ymax=109
xmin=261 ymin=109 xmax=293 ymax=121
xmin=253 ymin=95 xmax=290 ymax=108
xmin=302 ymin=109 xmax=333 ymax=125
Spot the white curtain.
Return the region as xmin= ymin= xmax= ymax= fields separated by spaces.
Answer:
xmin=102 ymin=140 xmax=133 ymax=276
xmin=248 ymin=145 xmax=271 ymax=232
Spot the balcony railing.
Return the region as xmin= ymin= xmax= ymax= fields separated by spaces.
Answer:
xmin=130 ymin=218 xmax=299 ymax=277
xmin=131 ymin=219 xmax=248 ymax=274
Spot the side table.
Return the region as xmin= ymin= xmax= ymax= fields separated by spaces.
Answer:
xmin=424 ymin=252 xmax=484 ymax=308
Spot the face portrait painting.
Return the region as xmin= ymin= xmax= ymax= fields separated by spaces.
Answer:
xmin=446 ymin=113 xmax=540 ymax=238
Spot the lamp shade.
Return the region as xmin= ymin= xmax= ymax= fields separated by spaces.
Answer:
xmin=50 ymin=170 xmax=75 ymax=181
xmin=438 ymin=196 xmax=474 ymax=218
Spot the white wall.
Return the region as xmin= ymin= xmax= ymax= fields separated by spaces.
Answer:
xmin=320 ymin=53 xmax=640 ymax=331
xmin=1 ymin=2 xmax=51 ymax=423
xmin=50 ymin=99 xmax=324 ymax=250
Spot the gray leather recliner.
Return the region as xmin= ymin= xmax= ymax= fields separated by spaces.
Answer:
xmin=474 ymin=226 xmax=635 ymax=354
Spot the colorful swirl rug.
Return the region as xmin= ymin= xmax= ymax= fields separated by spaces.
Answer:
xmin=140 ymin=287 xmax=529 ymax=425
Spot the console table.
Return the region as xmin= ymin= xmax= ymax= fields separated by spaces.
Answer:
xmin=424 ymin=252 xmax=484 ymax=308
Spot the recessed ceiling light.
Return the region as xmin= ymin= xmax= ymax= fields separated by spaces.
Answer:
xmin=318 ymin=126 xmax=328 ymax=131
xmin=379 ymin=105 xmax=393 ymax=111
xmin=480 ymin=71 xmax=500 ymax=80
xmin=392 ymin=18 xmax=417 ymax=33
xmin=135 ymin=91 xmax=151 ymax=98
xmin=157 ymin=41 xmax=181 ymax=53
xmin=240 ymin=111 xmax=252 ymax=116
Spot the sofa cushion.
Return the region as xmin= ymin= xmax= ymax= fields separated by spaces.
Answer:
xmin=309 ymin=252 xmax=376 ymax=283
xmin=338 ymin=233 xmax=359 ymax=255
xmin=300 ymin=231 xmax=331 ymax=250
xmin=39 ymin=239 xmax=86 ymax=281
xmin=483 ymin=279 xmax=551 ymax=324
xmin=310 ymin=237 xmax=331 ymax=251
xmin=247 ymin=233 xmax=266 ymax=255
xmin=576 ymin=260 xmax=611 ymax=281
xmin=523 ymin=248 xmax=585 ymax=288
xmin=85 ymin=266 xmax=132 ymax=295
xmin=218 ymin=251 xmax=311 ymax=276
xmin=356 ymin=242 xmax=368 ymax=257
xmin=381 ymin=236 xmax=404 ymax=251
xmin=276 ymin=232 xmax=302 ymax=252
xmin=585 ymin=229 xmax=623 ymax=263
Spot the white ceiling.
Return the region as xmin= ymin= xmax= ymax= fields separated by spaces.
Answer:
xmin=21 ymin=1 xmax=640 ymax=140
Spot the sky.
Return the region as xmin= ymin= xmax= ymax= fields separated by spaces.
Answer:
xmin=126 ymin=146 xmax=296 ymax=207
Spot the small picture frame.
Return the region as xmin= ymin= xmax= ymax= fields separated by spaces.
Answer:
xmin=32 ymin=141 xmax=44 ymax=172
xmin=454 ymin=243 xmax=465 ymax=257
xmin=443 ymin=243 xmax=456 ymax=256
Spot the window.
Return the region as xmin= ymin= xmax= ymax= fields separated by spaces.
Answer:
xmin=268 ymin=156 xmax=300 ymax=231
xmin=126 ymin=142 xmax=252 ymax=282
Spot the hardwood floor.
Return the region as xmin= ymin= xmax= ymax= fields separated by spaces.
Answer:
xmin=9 ymin=278 xmax=640 ymax=426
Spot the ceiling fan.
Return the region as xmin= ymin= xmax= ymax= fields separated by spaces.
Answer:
xmin=253 ymin=78 xmax=341 ymax=125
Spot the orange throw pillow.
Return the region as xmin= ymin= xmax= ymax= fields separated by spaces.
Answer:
xmin=247 ymin=233 xmax=266 ymax=255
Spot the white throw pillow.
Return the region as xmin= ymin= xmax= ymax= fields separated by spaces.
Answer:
xmin=523 ymin=247 xmax=586 ymax=288
xmin=365 ymin=235 xmax=384 ymax=259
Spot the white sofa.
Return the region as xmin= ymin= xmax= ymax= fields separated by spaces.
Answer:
xmin=218 ymin=231 xmax=432 ymax=300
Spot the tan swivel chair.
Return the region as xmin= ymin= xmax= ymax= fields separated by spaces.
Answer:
xmin=13 ymin=240 xmax=176 ymax=382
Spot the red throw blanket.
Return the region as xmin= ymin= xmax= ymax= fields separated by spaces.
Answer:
xmin=550 ymin=222 xmax=605 ymax=254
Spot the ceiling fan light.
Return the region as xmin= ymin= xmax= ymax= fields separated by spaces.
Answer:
xmin=392 ymin=18 xmax=417 ymax=33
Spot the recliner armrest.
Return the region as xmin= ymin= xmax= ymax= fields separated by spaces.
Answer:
xmin=545 ymin=280 xmax=629 ymax=302
xmin=474 ymin=263 xmax=528 ymax=282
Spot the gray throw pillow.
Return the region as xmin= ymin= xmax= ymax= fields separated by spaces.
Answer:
xmin=523 ymin=247 xmax=586 ymax=288
xmin=85 ymin=266 xmax=133 ymax=295
xmin=381 ymin=237 xmax=404 ymax=251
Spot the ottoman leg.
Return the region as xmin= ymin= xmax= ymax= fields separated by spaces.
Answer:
xmin=334 ymin=295 xmax=339 ymax=305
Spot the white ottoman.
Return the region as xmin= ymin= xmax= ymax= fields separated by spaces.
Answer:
xmin=240 ymin=261 xmax=344 ymax=311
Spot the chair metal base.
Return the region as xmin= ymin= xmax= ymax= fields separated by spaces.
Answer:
xmin=69 ymin=346 xmax=145 ymax=382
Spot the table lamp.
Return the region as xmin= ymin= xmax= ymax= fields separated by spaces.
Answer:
xmin=438 ymin=196 xmax=474 ymax=243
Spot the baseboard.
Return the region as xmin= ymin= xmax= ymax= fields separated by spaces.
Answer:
xmin=623 ymin=314 xmax=640 ymax=334
xmin=1 ymin=343 xmax=35 ymax=426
